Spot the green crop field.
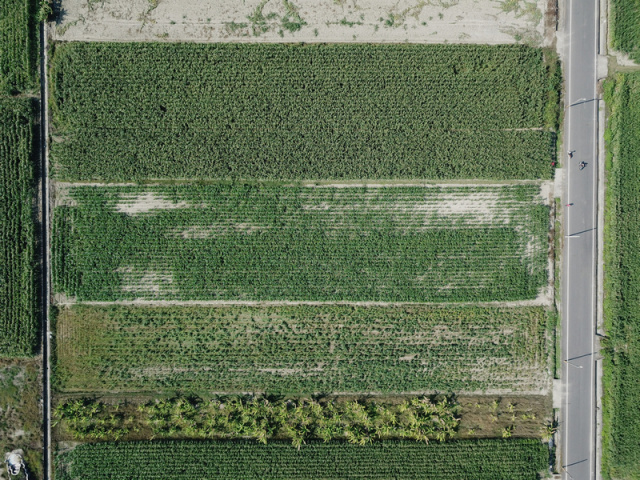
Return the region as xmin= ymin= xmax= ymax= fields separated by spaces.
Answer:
xmin=0 ymin=0 xmax=38 ymax=94
xmin=0 ymin=97 xmax=37 ymax=356
xmin=52 ymin=184 xmax=549 ymax=303
xmin=55 ymin=439 xmax=549 ymax=480
xmin=54 ymin=304 xmax=550 ymax=394
xmin=50 ymin=43 xmax=558 ymax=181
xmin=602 ymin=73 xmax=640 ymax=478
xmin=611 ymin=0 xmax=640 ymax=62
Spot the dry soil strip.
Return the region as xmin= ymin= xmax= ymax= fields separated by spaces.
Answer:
xmin=55 ymin=294 xmax=554 ymax=308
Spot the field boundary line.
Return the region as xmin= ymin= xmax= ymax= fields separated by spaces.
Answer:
xmin=58 ymin=298 xmax=554 ymax=307
xmin=39 ymin=20 xmax=52 ymax=480
xmin=56 ymin=388 xmax=553 ymax=398
xmin=53 ymin=180 xmax=553 ymax=188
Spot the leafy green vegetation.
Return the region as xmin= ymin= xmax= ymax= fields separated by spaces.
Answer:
xmin=55 ymin=439 xmax=549 ymax=480
xmin=602 ymin=73 xmax=640 ymax=479
xmin=52 ymin=184 xmax=549 ymax=302
xmin=51 ymin=394 xmax=552 ymax=444
xmin=50 ymin=43 xmax=558 ymax=181
xmin=54 ymin=395 xmax=460 ymax=446
xmin=54 ymin=304 xmax=550 ymax=394
xmin=610 ymin=0 xmax=640 ymax=62
xmin=0 ymin=98 xmax=37 ymax=356
xmin=0 ymin=0 xmax=38 ymax=94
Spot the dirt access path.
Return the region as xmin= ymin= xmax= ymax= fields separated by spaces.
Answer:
xmin=54 ymin=0 xmax=548 ymax=46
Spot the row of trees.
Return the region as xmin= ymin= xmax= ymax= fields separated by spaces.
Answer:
xmin=54 ymin=395 xmax=460 ymax=447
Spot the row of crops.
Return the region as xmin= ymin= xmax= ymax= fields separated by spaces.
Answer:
xmin=610 ymin=0 xmax=640 ymax=63
xmin=602 ymin=73 xmax=640 ymax=478
xmin=52 ymin=184 xmax=549 ymax=302
xmin=50 ymin=42 xmax=559 ymax=181
xmin=54 ymin=304 xmax=550 ymax=394
xmin=0 ymin=97 xmax=37 ymax=356
xmin=54 ymin=439 xmax=549 ymax=480
xmin=0 ymin=0 xmax=38 ymax=94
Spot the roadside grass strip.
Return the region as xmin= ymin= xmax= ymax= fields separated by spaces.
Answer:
xmin=54 ymin=439 xmax=549 ymax=480
xmin=0 ymin=97 xmax=37 ymax=356
xmin=52 ymin=183 xmax=550 ymax=303
xmin=50 ymin=43 xmax=558 ymax=181
xmin=602 ymin=73 xmax=640 ymax=478
xmin=54 ymin=304 xmax=551 ymax=394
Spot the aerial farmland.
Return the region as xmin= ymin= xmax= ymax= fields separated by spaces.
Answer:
xmin=2 ymin=0 xmax=565 ymax=478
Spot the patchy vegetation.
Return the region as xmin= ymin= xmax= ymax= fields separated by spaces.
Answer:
xmin=53 ymin=395 xmax=460 ymax=446
xmin=52 ymin=184 xmax=549 ymax=302
xmin=0 ymin=359 xmax=42 ymax=479
xmin=54 ymin=304 xmax=551 ymax=394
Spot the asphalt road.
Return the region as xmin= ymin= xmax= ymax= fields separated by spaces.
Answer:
xmin=562 ymin=0 xmax=599 ymax=478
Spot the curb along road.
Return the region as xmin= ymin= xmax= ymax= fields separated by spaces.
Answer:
xmin=39 ymin=20 xmax=52 ymax=480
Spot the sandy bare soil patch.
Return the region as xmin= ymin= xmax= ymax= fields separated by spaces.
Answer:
xmin=121 ymin=271 xmax=178 ymax=295
xmin=116 ymin=192 xmax=190 ymax=215
xmin=53 ymin=0 xmax=547 ymax=46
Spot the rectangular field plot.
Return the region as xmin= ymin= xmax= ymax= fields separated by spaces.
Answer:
xmin=55 ymin=439 xmax=549 ymax=480
xmin=0 ymin=0 xmax=38 ymax=93
xmin=53 ymin=184 xmax=550 ymax=303
xmin=50 ymin=43 xmax=557 ymax=181
xmin=55 ymin=305 xmax=550 ymax=394
xmin=0 ymin=98 xmax=37 ymax=356
xmin=603 ymin=73 xmax=640 ymax=477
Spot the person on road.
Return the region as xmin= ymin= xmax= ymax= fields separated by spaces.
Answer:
xmin=568 ymin=150 xmax=574 ymax=158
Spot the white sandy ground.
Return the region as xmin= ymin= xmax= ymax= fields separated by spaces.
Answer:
xmin=53 ymin=0 xmax=548 ymax=46
xmin=115 ymin=192 xmax=189 ymax=215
